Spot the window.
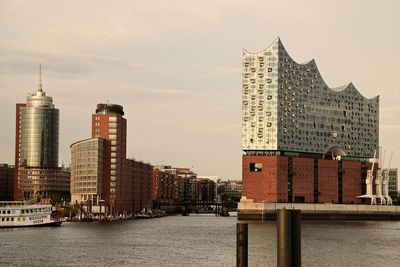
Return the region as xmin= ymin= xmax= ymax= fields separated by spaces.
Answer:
xmin=250 ymin=163 xmax=262 ymax=172
xmin=268 ymin=68 xmax=272 ymax=72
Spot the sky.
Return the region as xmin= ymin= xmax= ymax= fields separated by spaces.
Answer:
xmin=0 ymin=0 xmax=399 ymax=180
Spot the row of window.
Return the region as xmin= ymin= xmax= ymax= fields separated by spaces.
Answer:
xmin=1 ymin=214 xmax=47 ymax=222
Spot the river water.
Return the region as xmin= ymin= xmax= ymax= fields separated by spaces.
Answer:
xmin=1 ymin=214 xmax=399 ymax=266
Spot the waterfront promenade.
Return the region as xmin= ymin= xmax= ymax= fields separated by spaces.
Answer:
xmin=239 ymin=202 xmax=400 ymax=220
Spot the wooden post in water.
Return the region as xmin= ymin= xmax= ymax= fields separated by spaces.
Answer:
xmin=236 ymin=223 xmax=248 ymax=267
xmin=277 ymin=209 xmax=301 ymax=267
xmin=292 ymin=210 xmax=301 ymax=267
xmin=277 ymin=209 xmax=292 ymax=267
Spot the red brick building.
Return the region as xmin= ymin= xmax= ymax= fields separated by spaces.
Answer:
xmin=152 ymin=169 xmax=176 ymax=202
xmin=151 ymin=166 xmax=216 ymax=203
xmin=71 ymin=103 xmax=153 ymax=214
xmin=243 ymin=155 xmax=370 ymax=204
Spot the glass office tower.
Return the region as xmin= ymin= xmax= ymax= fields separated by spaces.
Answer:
xmin=14 ymin=68 xmax=69 ymax=201
xmin=20 ymin=88 xmax=59 ymax=168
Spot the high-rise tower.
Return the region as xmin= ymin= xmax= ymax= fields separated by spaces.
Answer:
xmin=71 ymin=103 xmax=153 ymax=215
xmin=14 ymin=66 xmax=69 ymax=201
xmin=92 ymin=103 xmax=127 ymax=207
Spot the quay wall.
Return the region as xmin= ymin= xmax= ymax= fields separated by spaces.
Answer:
xmin=238 ymin=202 xmax=400 ymax=220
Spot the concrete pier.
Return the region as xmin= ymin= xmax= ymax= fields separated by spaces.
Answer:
xmin=238 ymin=202 xmax=400 ymax=220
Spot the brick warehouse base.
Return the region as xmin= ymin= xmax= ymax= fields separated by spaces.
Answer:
xmin=242 ymin=155 xmax=371 ymax=204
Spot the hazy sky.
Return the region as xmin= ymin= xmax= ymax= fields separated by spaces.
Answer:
xmin=1 ymin=0 xmax=399 ymax=179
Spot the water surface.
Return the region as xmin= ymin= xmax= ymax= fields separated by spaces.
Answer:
xmin=1 ymin=214 xmax=399 ymax=266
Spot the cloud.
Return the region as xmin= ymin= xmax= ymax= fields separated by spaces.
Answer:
xmin=193 ymin=65 xmax=241 ymax=77
xmin=152 ymin=89 xmax=196 ymax=96
xmin=0 ymin=48 xmax=143 ymax=77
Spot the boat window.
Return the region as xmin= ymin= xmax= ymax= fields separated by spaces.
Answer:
xmin=6 ymin=218 xmax=9 ymax=221
xmin=21 ymin=210 xmax=24 ymax=214
xmin=30 ymin=209 xmax=33 ymax=213
xmin=11 ymin=218 xmax=14 ymax=221
xmin=7 ymin=210 xmax=10 ymax=214
xmin=1 ymin=218 xmax=4 ymax=221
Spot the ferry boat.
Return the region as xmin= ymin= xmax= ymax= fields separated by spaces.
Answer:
xmin=0 ymin=201 xmax=63 ymax=228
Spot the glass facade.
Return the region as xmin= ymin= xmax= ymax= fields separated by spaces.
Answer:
xmin=20 ymin=89 xmax=59 ymax=168
xmin=70 ymin=138 xmax=104 ymax=204
xmin=242 ymin=38 xmax=379 ymax=158
xmin=20 ymin=107 xmax=59 ymax=167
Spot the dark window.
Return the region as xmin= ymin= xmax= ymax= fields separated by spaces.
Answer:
xmin=250 ymin=163 xmax=262 ymax=172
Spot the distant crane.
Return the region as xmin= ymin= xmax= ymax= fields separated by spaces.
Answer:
xmin=357 ymin=149 xmax=393 ymax=205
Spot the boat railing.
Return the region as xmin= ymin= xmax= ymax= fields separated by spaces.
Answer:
xmin=0 ymin=200 xmax=47 ymax=208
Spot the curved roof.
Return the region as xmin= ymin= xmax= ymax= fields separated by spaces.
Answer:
xmin=244 ymin=37 xmax=379 ymax=102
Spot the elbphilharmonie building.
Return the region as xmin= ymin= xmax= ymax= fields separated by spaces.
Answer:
xmin=242 ymin=38 xmax=379 ymax=204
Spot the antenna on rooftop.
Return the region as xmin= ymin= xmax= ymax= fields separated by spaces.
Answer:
xmin=38 ymin=64 xmax=43 ymax=92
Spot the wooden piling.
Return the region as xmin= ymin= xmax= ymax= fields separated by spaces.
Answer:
xmin=236 ymin=223 xmax=248 ymax=267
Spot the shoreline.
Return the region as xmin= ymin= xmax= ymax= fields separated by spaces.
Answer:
xmin=238 ymin=202 xmax=400 ymax=220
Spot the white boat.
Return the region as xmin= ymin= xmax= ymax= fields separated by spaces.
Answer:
xmin=0 ymin=201 xmax=63 ymax=228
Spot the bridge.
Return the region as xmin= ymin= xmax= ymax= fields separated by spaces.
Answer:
xmin=153 ymin=200 xmax=237 ymax=216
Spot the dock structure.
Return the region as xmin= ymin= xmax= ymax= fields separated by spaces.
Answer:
xmin=238 ymin=202 xmax=400 ymax=220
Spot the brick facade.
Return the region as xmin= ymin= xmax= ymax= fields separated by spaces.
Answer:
xmin=243 ymin=155 xmax=366 ymax=204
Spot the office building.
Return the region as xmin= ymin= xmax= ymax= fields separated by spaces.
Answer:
xmin=70 ymin=138 xmax=108 ymax=204
xmin=14 ymin=68 xmax=70 ymax=201
xmin=70 ymin=103 xmax=153 ymax=214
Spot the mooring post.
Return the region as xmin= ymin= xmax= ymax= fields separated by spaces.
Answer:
xmin=237 ymin=223 xmax=248 ymax=267
xmin=292 ymin=209 xmax=301 ymax=267
xmin=277 ymin=209 xmax=301 ymax=267
xmin=277 ymin=209 xmax=292 ymax=267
